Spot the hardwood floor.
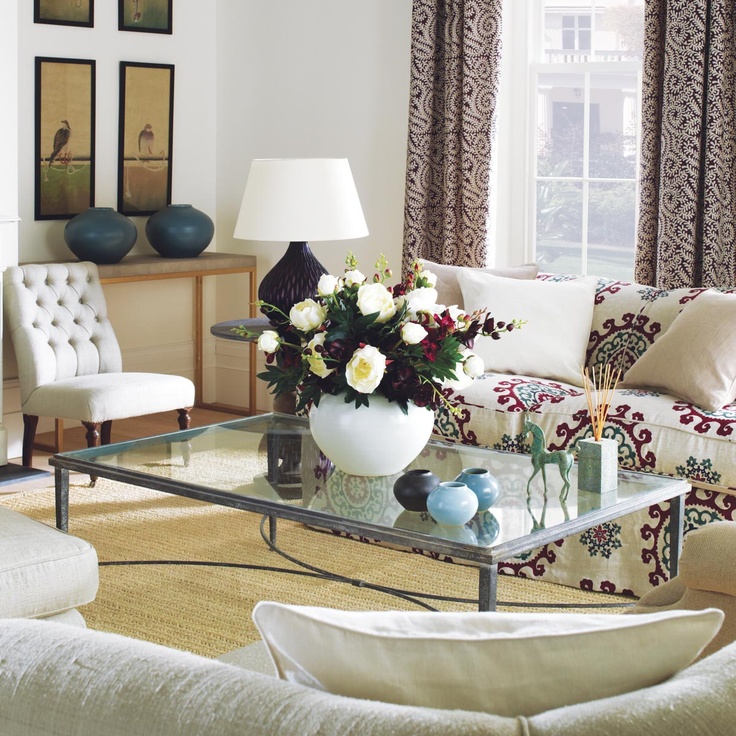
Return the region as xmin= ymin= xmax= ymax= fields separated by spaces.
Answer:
xmin=0 ymin=408 xmax=245 ymax=496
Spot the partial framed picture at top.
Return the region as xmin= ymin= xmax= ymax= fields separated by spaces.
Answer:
xmin=35 ymin=57 xmax=96 ymax=220
xmin=119 ymin=0 xmax=172 ymax=34
xmin=118 ymin=62 xmax=174 ymax=216
xmin=34 ymin=0 xmax=94 ymax=28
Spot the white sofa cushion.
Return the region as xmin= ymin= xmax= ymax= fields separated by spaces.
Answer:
xmin=0 ymin=506 xmax=98 ymax=618
xmin=252 ymin=602 xmax=723 ymax=717
xmin=457 ymin=271 xmax=597 ymax=387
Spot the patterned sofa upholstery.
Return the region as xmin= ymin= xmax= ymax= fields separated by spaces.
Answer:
xmin=434 ymin=274 xmax=736 ymax=597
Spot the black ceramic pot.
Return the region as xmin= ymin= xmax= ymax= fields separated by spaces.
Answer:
xmin=393 ymin=468 xmax=440 ymax=512
xmin=145 ymin=204 xmax=214 ymax=258
xmin=64 ymin=207 xmax=137 ymax=265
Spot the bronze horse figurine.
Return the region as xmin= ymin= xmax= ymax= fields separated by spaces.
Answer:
xmin=523 ymin=419 xmax=574 ymax=500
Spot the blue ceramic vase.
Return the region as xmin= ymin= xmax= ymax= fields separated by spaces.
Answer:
xmin=454 ymin=467 xmax=501 ymax=511
xmin=64 ymin=207 xmax=137 ymax=265
xmin=145 ymin=204 xmax=214 ymax=258
xmin=393 ymin=469 xmax=440 ymax=512
xmin=426 ymin=481 xmax=478 ymax=526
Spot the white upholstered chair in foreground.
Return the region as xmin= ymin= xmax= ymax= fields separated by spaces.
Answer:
xmin=4 ymin=262 xmax=195 ymax=466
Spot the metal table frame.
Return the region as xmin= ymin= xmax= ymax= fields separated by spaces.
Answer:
xmin=50 ymin=416 xmax=689 ymax=611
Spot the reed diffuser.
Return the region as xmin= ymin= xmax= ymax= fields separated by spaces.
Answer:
xmin=578 ymin=364 xmax=621 ymax=493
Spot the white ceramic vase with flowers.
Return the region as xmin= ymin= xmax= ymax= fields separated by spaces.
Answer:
xmin=241 ymin=254 xmax=522 ymax=476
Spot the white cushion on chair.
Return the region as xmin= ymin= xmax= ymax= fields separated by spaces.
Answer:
xmin=22 ymin=372 xmax=195 ymax=423
xmin=0 ymin=506 xmax=99 ymax=618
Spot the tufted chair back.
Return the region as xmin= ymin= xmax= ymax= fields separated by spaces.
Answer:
xmin=4 ymin=263 xmax=122 ymax=407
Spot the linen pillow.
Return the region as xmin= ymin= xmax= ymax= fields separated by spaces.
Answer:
xmin=456 ymin=271 xmax=598 ymax=387
xmin=418 ymin=259 xmax=540 ymax=309
xmin=619 ymin=290 xmax=736 ymax=412
xmin=252 ymin=603 xmax=723 ymax=718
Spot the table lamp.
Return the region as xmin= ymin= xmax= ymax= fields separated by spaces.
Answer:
xmin=234 ymin=158 xmax=369 ymax=316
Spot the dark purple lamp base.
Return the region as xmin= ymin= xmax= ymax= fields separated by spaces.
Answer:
xmin=258 ymin=241 xmax=328 ymax=317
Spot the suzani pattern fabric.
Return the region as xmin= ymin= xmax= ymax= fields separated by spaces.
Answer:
xmin=402 ymin=0 xmax=503 ymax=272
xmin=636 ymin=0 xmax=736 ymax=289
xmin=434 ymin=274 xmax=736 ymax=596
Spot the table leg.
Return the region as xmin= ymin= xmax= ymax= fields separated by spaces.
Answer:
xmin=668 ymin=493 xmax=685 ymax=579
xmin=55 ymin=467 xmax=69 ymax=532
xmin=268 ymin=515 xmax=277 ymax=546
xmin=478 ymin=564 xmax=498 ymax=611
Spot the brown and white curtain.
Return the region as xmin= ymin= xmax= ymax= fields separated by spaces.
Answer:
xmin=636 ymin=0 xmax=736 ymax=288
xmin=402 ymin=0 xmax=503 ymax=272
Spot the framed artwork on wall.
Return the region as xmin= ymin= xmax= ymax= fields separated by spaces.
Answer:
xmin=34 ymin=0 xmax=94 ymax=28
xmin=117 ymin=61 xmax=174 ymax=216
xmin=118 ymin=0 xmax=172 ymax=34
xmin=35 ymin=57 xmax=96 ymax=220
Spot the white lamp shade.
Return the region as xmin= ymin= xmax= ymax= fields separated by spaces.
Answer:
xmin=233 ymin=158 xmax=369 ymax=242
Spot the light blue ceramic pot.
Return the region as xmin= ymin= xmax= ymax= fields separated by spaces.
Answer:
xmin=426 ymin=481 xmax=478 ymax=526
xmin=454 ymin=467 xmax=501 ymax=511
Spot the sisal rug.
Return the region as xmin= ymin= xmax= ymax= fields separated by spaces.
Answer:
xmin=1 ymin=479 xmax=633 ymax=658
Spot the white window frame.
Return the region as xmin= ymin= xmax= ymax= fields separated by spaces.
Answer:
xmin=493 ymin=0 xmax=643 ymax=278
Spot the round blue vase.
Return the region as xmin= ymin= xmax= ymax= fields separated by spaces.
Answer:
xmin=64 ymin=207 xmax=137 ymax=264
xmin=426 ymin=481 xmax=479 ymax=526
xmin=145 ymin=204 xmax=214 ymax=258
xmin=454 ymin=467 xmax=501 ymax=511
xmin=393 ymin=469 xmax=440 ymax=512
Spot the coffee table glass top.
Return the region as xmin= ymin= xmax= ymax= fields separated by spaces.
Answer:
xmin=51 ymin=413 xmax=687 ymax=560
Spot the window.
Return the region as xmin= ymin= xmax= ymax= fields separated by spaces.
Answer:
xmin=495 ymin=1 xmax=645 ymax=281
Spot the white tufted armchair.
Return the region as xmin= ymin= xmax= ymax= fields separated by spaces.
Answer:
xmin=4 ymin=262 xmax=195 ymax=466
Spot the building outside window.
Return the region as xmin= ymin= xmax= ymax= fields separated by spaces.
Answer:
xmin=496 ymin=0 xmax=645 ymax=281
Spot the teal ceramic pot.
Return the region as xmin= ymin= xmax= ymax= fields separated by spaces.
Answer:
xmin=426 ymin=481 xmax=478 ymax=526
xmin=145 ymin=204 xmax=214 ymax=258
xmin=64 ymin=207 xmax=137 ymax=264
xmin=393 ymin=469 xmax=440 ymax=512
xmin=454 ymin=467 xmax=501 ymax=511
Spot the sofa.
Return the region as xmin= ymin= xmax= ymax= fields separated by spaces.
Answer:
xmin=424 ymin=262 xmax=736 ymax=597
xmin=0 ymin=505 xmax=98 ymax=624
xmin=0 ymin=615 xmax=733 ymax=736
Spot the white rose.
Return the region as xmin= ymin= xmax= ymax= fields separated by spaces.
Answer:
xmin=289 ymin=298 xmax=327 ymax=332
xmin=257 ymin=330 xmax=280 ymax=354
xmin=345 ymin=344 xmax=386 ymax=394
xmin=463 ymin=352 xmax=485 ymax=378
xmin=306 ymin=333 xmax=334 ymax=378
xmin=401 ymin=321 xmax=428 ymax=345
xmin=344 ymin=269 xmax=366 ymax=287
xmin=418 ymin=268 xmax=438 ymax=287
xmin=403 ymin=286 xmax=439 ymax=316
xmin=356 ymin=282 xmax=397 ymax=324
xmin=317 ymin=274 xmax=340 ymax=297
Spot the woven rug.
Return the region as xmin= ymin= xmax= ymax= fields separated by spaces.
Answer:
xmin=0 ymin=479 xmax=633 ymax=658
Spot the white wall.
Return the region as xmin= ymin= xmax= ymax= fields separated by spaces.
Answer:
xmin=214 ymin=0 xmax=413 ymax=411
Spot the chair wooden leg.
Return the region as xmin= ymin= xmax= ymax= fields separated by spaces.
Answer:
xmin=177 ymin=407 xmax=192 ymax=430
xmin=82 ymin=422 xmax=102 ymax=448
xmin=101 ymin=420 xmax=113 ymax=446
xmin=22 ymin=415 xmax=39 ymax=467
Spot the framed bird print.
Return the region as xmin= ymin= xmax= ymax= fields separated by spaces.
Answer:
xmin=118 ymin=0 xmax=172 ymax=34
xmin=34 ymin=0 xmax=94 ymax=28
xmin=117 ymin=62 xmax=174 ymax=216
xmin=35 ymin=57 xmax=96 ymax=220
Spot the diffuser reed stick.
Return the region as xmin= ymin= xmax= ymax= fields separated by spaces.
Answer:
xmin=581 ymin=364 xmax=621 ymax=442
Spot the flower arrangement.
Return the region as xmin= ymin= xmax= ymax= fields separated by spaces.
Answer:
xmin=237 ymin=254 xmax=523 ymax=415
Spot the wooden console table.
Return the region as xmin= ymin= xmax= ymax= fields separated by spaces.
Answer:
xmin=28 ymin=252 xmax=257 ymax=453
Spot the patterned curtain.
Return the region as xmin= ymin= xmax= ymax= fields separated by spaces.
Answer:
xmin=636 ymin=0 xmax=736 ymax=288
xmin=402 ymin=0 xmax=503 ymax=271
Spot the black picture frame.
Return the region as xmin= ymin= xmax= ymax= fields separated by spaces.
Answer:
xmin=35 ymin=57 xmax=96 ymax=221
xmin=117 ymin=61 xmax=174 ymax=216
xmin=118 ymin=0 xmax=172 ymax=34
xmin=34 ymin=0 xmax=94 ymax=28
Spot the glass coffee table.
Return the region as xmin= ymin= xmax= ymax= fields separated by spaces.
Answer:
xmin=50 ymin=413 xmax=688 ymax=611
